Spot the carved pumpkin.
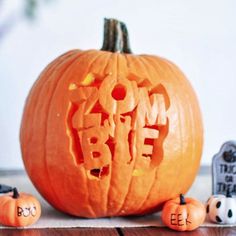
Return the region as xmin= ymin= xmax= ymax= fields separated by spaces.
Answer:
xmin=162 ymin=194 xmax=206 ymax=231
xmin=20 ymin=18 xmax=203 ymax=218
xmin=0 ymin=188 xmax=41 ymax=227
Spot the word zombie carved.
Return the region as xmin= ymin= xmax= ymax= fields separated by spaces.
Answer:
xmin=212 ymin=141 xmax=236 ymax=195
xmin=68 ymin=74 xmax=168 ymax=177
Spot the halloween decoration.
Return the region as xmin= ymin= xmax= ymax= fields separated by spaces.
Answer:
xmin=0 ymin=187 xmax=41 ymax=227
xmin=206 ymin=192 xmax=236 ymax=224
xmin=162 ymin=194 xmax=206 ymax=231
xmin=20 ymin=18 xmax=203 ymax=217
xmin=212 ymin=141 xmax=236 ymax=195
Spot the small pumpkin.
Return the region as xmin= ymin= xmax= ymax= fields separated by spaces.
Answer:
xmin=0 ymin=188 xmax=41 ymax=227
xmin=206 ymin=192 xmax=236 ymax=224
xmin=162 ymin=194 xmax=206 ymax=231
xmin=20 ymin=18 xmax=203 ymax=217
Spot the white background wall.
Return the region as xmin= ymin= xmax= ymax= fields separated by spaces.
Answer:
xmin=0 ymin=0 xmax=236 ymax=169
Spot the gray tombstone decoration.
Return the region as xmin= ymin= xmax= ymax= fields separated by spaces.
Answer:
xmin=212 ymin=141 xmax=236 ymax=195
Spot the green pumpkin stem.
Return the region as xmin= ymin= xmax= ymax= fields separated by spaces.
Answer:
xmin=101 ymin=18 xmax=132 ymax=54
xmin=180 ymin=194 xmax=186 ymax=205
xmin=12 ymin=187 xmax=20 ymax=199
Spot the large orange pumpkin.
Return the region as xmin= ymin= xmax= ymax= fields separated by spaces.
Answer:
xmin=20 ymin=18 xmax=203 ymax=218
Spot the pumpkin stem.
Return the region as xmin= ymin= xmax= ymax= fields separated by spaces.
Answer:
xmin=180 ymin=194 xmax=186 ymax=205
xmin=12 ymin=187 xmax=20 ymax=199
xmin=101 ymin=18 xmax=132 ymax=53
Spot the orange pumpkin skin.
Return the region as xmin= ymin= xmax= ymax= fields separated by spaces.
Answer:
xmin=161 ymin=194 xmax=206 ymax=231
xmin=20 ymin=19 xmax=203 ymax=218
xmin=0 ymin=188 xmax=41 ymax=227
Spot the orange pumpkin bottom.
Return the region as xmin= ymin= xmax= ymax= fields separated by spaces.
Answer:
xmin=161 ymin=194 xmax=206 ymax=231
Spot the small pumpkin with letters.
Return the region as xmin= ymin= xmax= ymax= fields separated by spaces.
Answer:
xmin=0 ymin=187 xmax=41 ymax=227
xmin=161 ymin=194 xmax=206 ymax=231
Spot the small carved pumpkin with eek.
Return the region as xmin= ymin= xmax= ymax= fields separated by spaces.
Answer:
xmin=161 ymin=194 xmax=206 ymax=231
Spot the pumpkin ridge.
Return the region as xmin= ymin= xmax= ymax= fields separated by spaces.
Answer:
xmin=172 ymin=61 xmax=203 ymax=160
xmin=89 ymin=51 xmax=113 ymax=77
xmin=138 ymin=120 xmax=170 ymax=214
xmin=27 ymin=52 xmax=77 ymax=145
xmin=85 ymin=52 xmax=115 ymax=217
xmin=104 ymin=53 xmax=131 ymax=216
xmin=179 ymin=206 xmax=188 ymax=231
xmin=9 ymin=199 xmax=18 ymax=226
xmin=92 ymin=51 xmax=115 ymax=216
xmin=49 ymin=50 xmax=106 ymax=217
xmin=126 ymin=56 xmax=158 ymax=213
xmin=62 ymin=50 xmax=109 ymax=217
xmin=67 ymin=50 xmax=108 ymax=166
xmin=113 ymin=56 xmax=152 ymax=215
xmin=15 ymin=206 xmax=23 ymax=226
xmin=66 ymin=50 xmax=114 ymax=217
xmin=14 ymin=197 xmax=23 ymax=226
xmin=135 ymin=56 xmax=170 ymax=213
xmin=113 ymin=54 xmax=137 ymax=215
xmin=124 ymin=56 xmax=157 ymax=212
xmin=20 ymin=51 xmax=77 ymax=150
xmin=165 ymin=60 xmax=203 ymax=192
xmin=99 ymin=53 xmax=113 ymax=217
xmin=157 ymin=59 xmax=185 ymax=197
xmin=135 ymin=56 xmax=183 ymax=210
xmin=163 ymin=59 xmax=202 ymax=191
xmin=26 ymin=51 xmax=80 ymax=175
xmin=104 ymin=53 xmax=124 ymax=216
xmin=80 ymin=51 xmax=114 ymax=217
xmin=162 ymin=202 xmax=177 ymax=227
xmin=0 ymin=197 xmax=10 ymax=225
xmin=108 ymin=53 xmax=120 ymax=216
xmin=186 ymin=204 xmax=203 ymax=230
xmin=111 ymin=53 xmax=139 ymax=215
xmin=179 ymin=68 xmax=199 ymax=188
xmin=6 ymin=199 xmax=15 ymax=226
xmin=140 ymin=56 xmax=165 ymax=83
xmin=20 ymin=51 xmax=76 ymax=159
xmin=41 ymin=52 xmax=86 ymax=213
xmin=20 ymin=52 xmax=78 ymax=211
xmin=125 ymin=54 xmax=150 ymax=82
xmin=119 ymin=56 xmax=168 ymax=214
